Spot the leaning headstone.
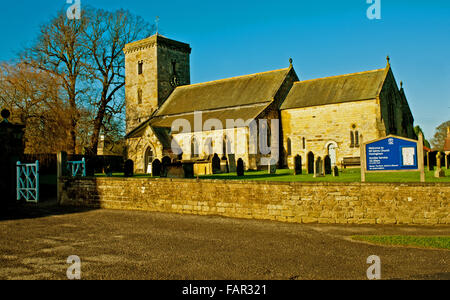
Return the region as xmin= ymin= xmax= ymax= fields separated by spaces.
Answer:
xmin=268 ymin=159 xmax=277 ymax=174
xmin=435 ymin=152 xmax=446 ymax=178
xmin=124 ymin=160 xmax=134 ymax=177
xmin=333 ymin=166 xmax=339 ymax=177
xmin=294 ymin=155 xmax=302 ymax=175
xmin=236 ymin=158 xmax=244 ymax=177
xmin=152 ymin=159 xmax=161 ymax=177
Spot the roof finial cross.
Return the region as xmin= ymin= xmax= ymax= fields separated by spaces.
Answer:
xmin=155 ymin=16 xmax=160 ymax=34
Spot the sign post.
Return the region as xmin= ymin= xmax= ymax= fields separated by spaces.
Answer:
xmin=360 ymin=134 xmax=366 ymax=182
xmin=418 ymin=133 xmax=425 ymax=182
xmin=362 ymin=135 xmax=424 ymax=182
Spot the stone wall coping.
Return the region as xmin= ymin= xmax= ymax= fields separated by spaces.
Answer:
xmin=60 ymin=176 xmax=450 ymax=187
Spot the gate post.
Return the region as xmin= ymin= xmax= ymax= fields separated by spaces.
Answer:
xmin=35 ymin=160 xmax=40 ymax=203
xmin=57 ymin=152 xmax=67 ymax=204
xmin=16 ymin=161 xmax=21 ymax=201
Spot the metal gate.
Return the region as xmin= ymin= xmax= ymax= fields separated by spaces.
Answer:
xmin=67 ymin=158 xmax=86 ymax=177
xmin=16 ymin=160 xmax=39 ymax=203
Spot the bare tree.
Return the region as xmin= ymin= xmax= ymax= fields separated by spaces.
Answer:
xmin=82 ymin=8 xmax=153 ymax=155
xmin=0 ymin=62 xmax=72 ymax=153
xmin=24 ymin=10 xmax=88 ymax=154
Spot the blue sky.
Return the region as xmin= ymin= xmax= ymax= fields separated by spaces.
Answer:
xmin=0 ymin=0 xmax=449 ymax=140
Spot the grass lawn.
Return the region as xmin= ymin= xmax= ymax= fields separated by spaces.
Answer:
xmin=351 ymin=235 xmax=450 ymax=250
xmin=197 ymin=168 xmax=450 ymax=183
xmin=94 ymin=168 xmax=450 ymax=183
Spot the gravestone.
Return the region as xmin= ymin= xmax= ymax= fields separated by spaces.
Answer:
xmin=324 ymin=156 xmax=332 ymax=175
xmin=427 ymin=151 xmax=437 ymax=171
xmin=152 ymin=159 xmax=161 ymax=177
xmin=268 ymin=159 xmax=277 ymax=174
xmin=212 ymin=154 xmax=221 ymax=174
xmin=124 ymin=160 xmax=134 ymax=177
xmin=434 ymin=152 xmax=445 ymax=178
xmin=307 ymin=152 xmax=315 ymax=174
xmin=220 ymin=156 xmax=229 ymax=173
xmin=294 ymin=155 xmax=302 ymax=175
xmin=236 ymin=158 xmax=244 ymax=177
xmin=166 ymin=163 xmax=185 ymax=179
xmin=161 ymin=156 xmax=171 ymax=177
xmin=333 ymin=166 xmax=339 ymax=177
xmin=438 ymin=151 xmax=446 ymax=168
xmin=182 ymin=162 xmax=194 ymax=178
xmin=227 ymin=154 xmax=237 ymax=172
xmin=314 ymin=158 xmax=324 ymax=178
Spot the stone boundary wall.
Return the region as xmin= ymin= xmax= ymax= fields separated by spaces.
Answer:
xmin=59 ymin=177 xmax=450 ymax=225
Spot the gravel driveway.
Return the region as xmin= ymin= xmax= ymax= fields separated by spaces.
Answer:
xmin=0 ymin=204 xmax=448 ymax=280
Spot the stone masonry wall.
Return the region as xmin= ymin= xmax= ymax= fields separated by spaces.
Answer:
xmin=59 ymin=177 xmax=450 ymax=225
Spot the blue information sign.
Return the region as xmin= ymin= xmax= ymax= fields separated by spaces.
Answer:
xmin=366 ymin=136 xmax=418 ymax=171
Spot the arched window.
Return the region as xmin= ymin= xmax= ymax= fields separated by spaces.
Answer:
xmin=138 ymin=61 xmax=143 ymax=75
xmin=355 ymin=131 xmax=360 ymax=147
xmin=191 ymin=137 xmax=199 ymax=158
xmin=144 ymin=147 xmax=154 ymax=174
xmin=204 ymin=137 xmax=213 ymax=155
xmin=350 ymin=131 xmax=355 ymax=148
xmin=222 ymin=137 xmax=227 ymax=156
xmin=287 ymin=138 xmax=292 ymax=156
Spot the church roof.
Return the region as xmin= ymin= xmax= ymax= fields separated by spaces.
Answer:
xmin=155 ymin=68 xmax=291 ymax=117
xmin=280 ymin=68 xmax=387 ymax=110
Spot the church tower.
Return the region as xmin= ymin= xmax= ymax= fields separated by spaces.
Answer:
xmin=123 ymin=34 xmax=191 ymax=133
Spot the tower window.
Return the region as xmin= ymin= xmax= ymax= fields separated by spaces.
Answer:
xmin=137 ymin=89 xmax=142 ymax=104
xmin=302 ymin=137 xmax=306 ymax=149
xmin=138 ymin=61 xmax=143 ymax=75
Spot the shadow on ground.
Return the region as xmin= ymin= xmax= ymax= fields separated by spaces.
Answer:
xmin=0 ymin=198 xmax=96 ymax=222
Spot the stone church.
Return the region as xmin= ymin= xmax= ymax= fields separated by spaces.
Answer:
xmin=124 ymin=34 xmax=416 ymax=174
